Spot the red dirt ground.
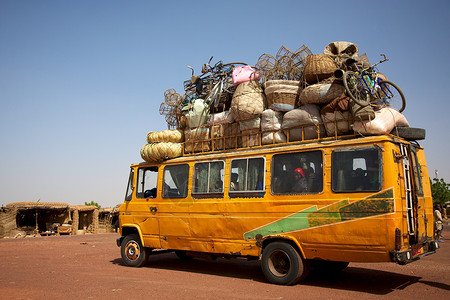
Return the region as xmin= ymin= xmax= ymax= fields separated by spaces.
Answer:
xmin=0 ymin=226 xmax=449 ymax=299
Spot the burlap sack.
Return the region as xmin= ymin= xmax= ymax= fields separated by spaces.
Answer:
xmin=230 ymin=81 xmax=265 ymax=121
xmin=281 ymin=104 xmax=326 ymax=141
xmin=241 ymin=129 xmax=261 ymax=147
xmin=299 ymin=80 xmax=345 ymax=105
xmin=320 ymin=95 xmax=350 ymax=114
xmin=321 ymin=110 xmax=353 ymax=137
xmin=350 ymin=100 xmax=375 ymax=121
xmin=184 ymin=127 xmax=211 ymax=153
xmin=352 ymin=107 xmax=409 ymax=135
xmin=261 ymin=109 xmax=286 ymax=144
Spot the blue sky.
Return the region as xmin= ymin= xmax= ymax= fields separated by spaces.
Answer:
xmin=1 ymin=1 xmax=449 ymax=207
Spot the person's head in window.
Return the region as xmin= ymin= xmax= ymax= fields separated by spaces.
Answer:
xmin=292 ymin=168 xmax=307 ymax=192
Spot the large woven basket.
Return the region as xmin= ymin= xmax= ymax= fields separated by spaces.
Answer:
xmin=303 ymin=54 xmax=337 ymax=84
xmin=264 ymin=80 xmax=301 ymax=111
xmin=140 ymin=142 xmax=183 ymax=162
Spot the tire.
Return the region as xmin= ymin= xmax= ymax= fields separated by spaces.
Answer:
xmin=343 ymin=71 xmax=371 ymax=107
xmin=120 ymin=234 xmax=150 ymax=267
xmin=261 ymin=242 xmax=310 ymax=285
xmin=390 ymin=127 xmax=426 ymax=140
xmin=377 ymin=80 xmax=406 ymax=112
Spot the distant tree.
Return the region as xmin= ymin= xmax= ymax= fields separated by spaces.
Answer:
xmin=430 ymin=178 xmax=450 ymax=206
xmin=84 ymin=200 xmax=101 ymax=209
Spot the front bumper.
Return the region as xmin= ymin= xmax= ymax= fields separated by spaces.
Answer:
xmin=390 ymin=240 xmax=439 ymax=265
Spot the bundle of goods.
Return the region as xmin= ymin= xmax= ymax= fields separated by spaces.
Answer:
xmin=210 ymin=122 xmax=241 ymax=150
xmin=141 ymin=129 xmax=184 ymax=162
xmin=146 ymin=40 xmax=414 ymax=161
xmin=298 ymin=78 xmax=345 ymax=105
xmin=324 ymin=41 xmax=359 ymax=70
xmin=184 ymin=126 xmax=211 ymax=153
xmin=183 ymin=98 xmax=210 ymax=129
xmin=352 ymin=107 xmax=409 ymax=135
xmin=320 ymin=95 xmax=353 ymax=137
xmin=239 ymin=118 xmax=261 ymax=147
xmin=281 ymin=104 xmax=326 ymax=141
xmin=264 ymin=80 xmax=302 ymax=112
xmin=230 ymin=81 xmax=265 ymax=122
xmin=261 ymin=109 xmax=286 ymax=144
xmin=146 ymin=129 xmax=184 ymax=143
xmin=207 ymin=110 xmax=234 ymax=125
xmin=141 ymin=142 xmax=183 ymax=162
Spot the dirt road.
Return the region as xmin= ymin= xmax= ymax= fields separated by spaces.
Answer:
xmin=0 ymin=227 xmax=448 ymax=300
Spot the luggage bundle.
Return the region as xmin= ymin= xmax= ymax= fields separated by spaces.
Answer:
xmin=140 ymin=41 xmax=416 ymax=162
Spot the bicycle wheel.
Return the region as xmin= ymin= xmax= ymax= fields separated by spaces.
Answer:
xmin=343 ymin=71 xmax=371 ymax=107
xmin=377 ymin=80 xmax=406 ymax=112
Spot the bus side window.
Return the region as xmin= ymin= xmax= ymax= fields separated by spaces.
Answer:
xmin=332 ymin=148 xmax=381 ymax=192
xmin=192 ymin=161 xmax=224 ymax=195
xmin=163 ymin=164 xmax=189 ymax=198
xmin=229 ymin=157 xmax=265 ymax=193
xmin=271 ymin=151 xmax=323 ymax=195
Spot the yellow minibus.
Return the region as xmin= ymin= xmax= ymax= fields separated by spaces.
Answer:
xmin=117 ymin=131 xmax=438 ymax=285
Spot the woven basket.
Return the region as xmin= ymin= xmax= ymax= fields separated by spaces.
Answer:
xmin=146 ymin=129 xmax=184 ymax=143
xmin=264 ymin=80 xmax=301 ymax=111
xmin=140 ymin=142 xmax=183 ymax=162
xmin=303 ymin=54 xmax=337 ymax=84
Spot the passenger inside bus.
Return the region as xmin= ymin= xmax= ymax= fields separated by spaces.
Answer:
xmin=230 ymin=173 xmax=239 ymax=191
xmin=292 ymin=168 xmax=307 ymax=192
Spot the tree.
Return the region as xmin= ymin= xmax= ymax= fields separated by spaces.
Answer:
xmin=84 ymin=200 xmax=101 ymax=209
xmin=430 ymin=177 xmax=450 ymax=206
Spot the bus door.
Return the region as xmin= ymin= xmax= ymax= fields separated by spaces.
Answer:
xmin=135 ymin=166 xmax=161 ymax=248
xmin=159 ymin=164 xmax=191 ymax=249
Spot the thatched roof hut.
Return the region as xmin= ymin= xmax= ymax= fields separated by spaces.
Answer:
xmin=6 ymin=202 xmax=69 ymax=210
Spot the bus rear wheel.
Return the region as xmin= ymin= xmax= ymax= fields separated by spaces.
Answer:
xmin=261 ymin=242 xmax=310 ymax=285
xmin=121 ymin=234 xmax=150 ymax=267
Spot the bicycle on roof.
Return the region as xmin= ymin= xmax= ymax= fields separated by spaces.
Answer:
xmin=183 ymin=57 xmax=247 ymax=112
xmin=342 ymin=54 xmax=406 ymax=112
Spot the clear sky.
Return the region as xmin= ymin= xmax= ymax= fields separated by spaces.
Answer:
xmin=1 ymin=1 xmax=449 ymax=208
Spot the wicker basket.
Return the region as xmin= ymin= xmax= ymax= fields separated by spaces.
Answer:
xmin=303 ymin=54 xmax=337 ymax=84
xmin=264 ymin=80 xmax=301 ymax=111
xmin=140 ymin=142 xmax=183 ymax=162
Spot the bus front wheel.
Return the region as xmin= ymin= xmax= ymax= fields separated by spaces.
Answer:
xmin=261 ymin=242 xmax=310 ymax=285
xmin=120 ymin=234 xmax=150 ymax=267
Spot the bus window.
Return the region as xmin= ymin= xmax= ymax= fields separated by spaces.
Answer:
xmin=229 ymin=157 xmax=265 ymax=193
xmin=136 ymin=167 xmax=158 ymax=198
xmin=409 ymin=146 xmax=424 ymax=196
xmin=192 ymin=161 xmax=224 ymax=195
xmin=271 ymin=151 xmax=323 ymax=194
xmin=124 ymin=169 xmax=134 ymax=201
xmin=332 ymin=148 xmax=381 ymax=192
xmin=162 ymin=164 xmax=189 ymax=198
